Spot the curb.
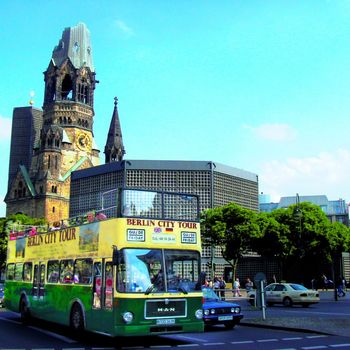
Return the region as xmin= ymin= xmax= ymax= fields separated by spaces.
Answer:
xmin=239 ymin=320 xmax=332 ymax=336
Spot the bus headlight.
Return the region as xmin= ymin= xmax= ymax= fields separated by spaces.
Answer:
xmin=195 ymin=309 xmax=203 ymax=319
xmin=122 ymin=311 xmax=134 ymax=324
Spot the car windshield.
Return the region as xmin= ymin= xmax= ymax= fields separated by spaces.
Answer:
xmin=202 ymin=287 xmax=220 ymax=301
xmin=116 ymin=248 xmax=200 ymax=293
xmin=290 ymin=283 xmax=308 ymax=291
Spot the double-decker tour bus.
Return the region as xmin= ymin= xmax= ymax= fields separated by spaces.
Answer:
xmin=4 ymin=188 xmax=204 ymax=336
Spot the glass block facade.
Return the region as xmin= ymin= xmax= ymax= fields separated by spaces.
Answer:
xmin=70 ymin=160 xmax=259 ymax=216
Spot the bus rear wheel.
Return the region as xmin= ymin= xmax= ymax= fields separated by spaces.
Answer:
xmin=70 ymin=304 xmax=84 ymax=332
xmin=20 ymin=297 xmax=31 ymax=324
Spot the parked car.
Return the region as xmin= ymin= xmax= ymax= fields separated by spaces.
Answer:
xmin=0 ymin=283 xmax=4 ymax=308
xmin=248 ymin=282 xmax=320 ymax=307
xmin=202 ymin=287 xmax=243 ymax=329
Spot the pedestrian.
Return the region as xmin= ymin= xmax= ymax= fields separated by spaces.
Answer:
xmin=233 ymin=278 xmax=241 ymax=297
xmin=336 ymin=276 xmax=346 ymax=297
xmin=219 ymin=276 xmax=226 ymax=300
xmin=342 ymin=276 xmax=347 ymax=292
xmin=213 ymin=277 xmax=220 ymax=296
xmin=245 ymin=277 xmax=254 ymax=292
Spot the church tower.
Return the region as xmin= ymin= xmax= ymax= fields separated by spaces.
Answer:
xmin=104 ymin=97 xmax=125 ymax=163
xmin=5 ymin=23 xmax=100 ymax=222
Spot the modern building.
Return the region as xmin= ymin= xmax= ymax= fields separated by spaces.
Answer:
xmin=260 ymin=195 xmax=349 ymax=226
xmin=5 ymin=23 xmax=100 ymax=222
xmin=7 ymin=106 xmax=43 ymax=191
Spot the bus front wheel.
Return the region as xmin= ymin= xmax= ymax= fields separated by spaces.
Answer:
xmin=70 ymin=304 xmax=84 ymax=332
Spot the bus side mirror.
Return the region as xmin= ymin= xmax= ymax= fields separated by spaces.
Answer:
xmin=112 ymin=246 xmax=119 ymax=265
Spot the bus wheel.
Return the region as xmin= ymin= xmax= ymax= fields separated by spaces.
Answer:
xmin=20 ymin=297 xmax=30 ymax=324
xmin=70 ymin=304 xmax=84 ymax=332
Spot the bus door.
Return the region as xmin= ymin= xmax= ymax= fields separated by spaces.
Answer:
xmin=31 ymin=262 xmax=46 ymax=314
xmin=91 ymin=259 xmax=114 ymax=333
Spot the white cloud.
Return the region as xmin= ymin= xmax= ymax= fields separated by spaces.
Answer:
xmin=259 ymin=149 xmax=350 ymax=202
xmin=244 ymin=123 xmax=297 ymax=141
xmin=0 ymin=115 xmax=12 ymax=141
xmin=113 ymin=20 xmax=135 ymax=36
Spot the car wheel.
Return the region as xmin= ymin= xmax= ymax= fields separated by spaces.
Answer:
xmin=224 ymin=322 xmax=235 ymax=330
xmin=20 ymin=297 xmax=31 ymax=324
xmin=283 ymin=297 xmax=293 ymax=307
xmin=70 ymin=303 xmax=84 ymax=333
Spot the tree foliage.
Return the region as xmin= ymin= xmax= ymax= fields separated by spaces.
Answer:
xmin=201 ymin=201 xmax=350 ymax=284
xmin=201 ymin=203 xmax=260 ymax=279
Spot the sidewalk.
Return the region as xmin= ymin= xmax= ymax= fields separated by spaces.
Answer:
xmin=230 ymin=290 xmax=350 ymax=337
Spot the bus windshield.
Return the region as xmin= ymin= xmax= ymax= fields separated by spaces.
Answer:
xmin=117 ymin=248 xmax=200 ymax=294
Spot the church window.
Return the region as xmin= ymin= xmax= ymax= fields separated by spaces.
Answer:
xmin=62 ymin=74 xmax=73 ymax=100
xmin=55 ymin=155 xmax=58 ymax=169
xmin=40 ymin=186 xmax=43 ymax=194
xmin=53 ymin=207 xmax=55 ymax=213
xmin=73 ymin=41 xmax=79 ymax=53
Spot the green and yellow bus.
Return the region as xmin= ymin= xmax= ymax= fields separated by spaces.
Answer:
xmin=5 ymin=188 xmax=204 ymax=337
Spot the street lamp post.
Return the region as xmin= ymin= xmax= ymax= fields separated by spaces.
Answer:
xmin=295 ymin=193 xmax=303 ymax=257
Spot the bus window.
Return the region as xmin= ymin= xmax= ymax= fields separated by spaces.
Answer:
xmin=105 ymin=263 xmax=113 ymax=309
xmin=23 ymin=262 xmax=33 ymax=282
xmin=47 ymin=260 xmax=59 ymax=283
xmin=6 ymin=263 xmax=15 ymax=280
xmin=165 ymin=250 xmax=200 ymax=292
xmin=33 ymin=264 xmax=39 ymax=297
xmin=93 ymin=262 xmax=102 ymax=309
xmin=59 ymin=259 xmax=74 ymax=284
xmin=118 ymin=249 xmax=164 ymax=293
xmin=74 ymin=259 xmax=93 ymax=284
xmin=40 ymin=264 xmax=45 ymax=284
xmin=39 ymin=264 xmax=46 ymax=297
xmin=15 ymin=263 xmax=23 ymax=281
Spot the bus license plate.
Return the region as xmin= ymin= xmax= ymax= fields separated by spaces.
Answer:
xmin=218 ymin=315 xmax=233 ymax=321
xmin=157 ymin=318 xmax=176 ymax=325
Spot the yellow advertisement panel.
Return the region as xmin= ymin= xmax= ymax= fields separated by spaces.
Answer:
xmin=7 ymin=218 xmax=201 ymax=263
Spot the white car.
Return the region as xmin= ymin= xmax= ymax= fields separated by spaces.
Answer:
xmin=248 ymin=283 xmax=320 ymax=307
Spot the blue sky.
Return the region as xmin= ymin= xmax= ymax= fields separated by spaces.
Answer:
xmin=1 ymin=0 xmax=350 ymax=217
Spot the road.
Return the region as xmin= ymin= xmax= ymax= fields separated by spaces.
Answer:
xmin=1 ymin=304 xmax=350 ymax=350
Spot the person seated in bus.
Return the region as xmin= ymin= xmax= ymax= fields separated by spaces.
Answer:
xmin=86 ymin=211 xmax=95 ymax=223
xmin=123 ymin=204 xmax=131 ymax=216
xmin=151 ymin=269 xmax=164 ymax=289
xmin=95 ymin=212 xmax=107 ymax=221
xmin=73 ymin=273 xmax=80 ymax=283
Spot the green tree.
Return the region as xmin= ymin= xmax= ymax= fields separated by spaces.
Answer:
xmin=253 ymin=212 xmax=290 ymax=259
xmin=271 ymin=202 xmax=346 ymax=283
xmin=201 ymin=203 xmax=260 ymax=280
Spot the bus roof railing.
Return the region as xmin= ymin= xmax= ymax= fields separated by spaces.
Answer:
xmin=8 ymin=188 xmax=200 ymax=240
